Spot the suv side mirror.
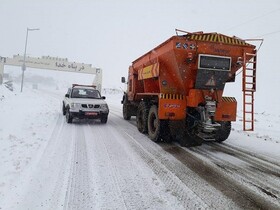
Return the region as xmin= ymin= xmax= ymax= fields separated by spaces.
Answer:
xmin=65 ymin=93 xmax=69 ymax=98
xmin=101 ymin=96 xmax=106 ymax=100
xmin=121 ymin=77 xmax=126 ymax=83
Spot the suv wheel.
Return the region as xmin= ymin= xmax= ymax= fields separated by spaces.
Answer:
xmin=62 ymin=102 xmax=66 ymax=115
xmin=101 ymin=115 xmax=108 ymax=124
xmin=66 ymin=108 xmax=73 ymax=123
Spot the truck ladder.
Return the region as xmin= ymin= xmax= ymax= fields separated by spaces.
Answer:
xmin=242 ymin=52 xmax=257 ymax=131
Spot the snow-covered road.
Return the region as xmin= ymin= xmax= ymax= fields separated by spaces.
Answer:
xmin=0 ymin=86 xmax=280 ymax=210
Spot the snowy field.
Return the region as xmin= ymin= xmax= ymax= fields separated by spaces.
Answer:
xmin=0 ymin=80 xmax=279 ymax=209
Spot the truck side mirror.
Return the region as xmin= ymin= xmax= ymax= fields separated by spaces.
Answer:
xmin=121 ymin=77 xmax=126 ymax=83
xmin=101 ymin=96 xmax=106 ymax=99
xmin=65 ymin=93 xmax=69 ymax=98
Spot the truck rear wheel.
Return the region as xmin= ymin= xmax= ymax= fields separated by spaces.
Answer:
xmin=184 ymin=114 xmax=203 ymax=146
xmin=137 ymin=101 xmax=149 ymax=133
xmin=148 ymin=105 xmax=161 ymax=142
xmin=180 ymin=130 xmax=202 ymax=147
xmin=170 ymin=118 xmax=202 ymax=147
xmin=122 ymin=94 xmax=132 ymax=120
xmin=215 ymin=121 xmax=231 ymax=142
xmin=147 ymin=105 xmax=172 ymax=143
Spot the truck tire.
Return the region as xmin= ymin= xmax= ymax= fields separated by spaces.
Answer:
xmin=137 ymin=101 xmax=149 ymax=133
xmin=184 ymin=115 xmax=203 ymax=146
xmin=169 ymin=120 xmax=192 ymax=146
xmin=62 ymin=102 xmax=66 ymax=115
xmin=66 ymin=108 xmax=73 ymax=123
xmin=171 ymin=118 xmax=202 ymax=147
xmin=123 ymin=104 xmax=131 ymax=120
xmin=160 ymin=120 xmax=172 ymax=143
xmin=147 ymin=105 xmax=162 ymax=142
xmin=180 ymin=131 xmax=202 ymax=147
xmin=122 ymin=94 xmax=131 ymax=120
xmin=215 ymin=121 xmax=231 ymax=142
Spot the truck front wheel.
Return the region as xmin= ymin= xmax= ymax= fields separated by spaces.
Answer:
xmin=123 ymin=104 xmax=131 ymax=120
xmin=122 ymin=94 xmax=131 ymax=120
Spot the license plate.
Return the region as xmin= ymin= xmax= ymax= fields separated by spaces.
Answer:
xmin=85 ymin=112 xmax=98 ymax=116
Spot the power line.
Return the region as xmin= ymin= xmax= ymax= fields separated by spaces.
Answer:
xmin=256 ymin=30 xmax=280 ymax=37
xmin=224 ymin=8 xmax=280 ymax=32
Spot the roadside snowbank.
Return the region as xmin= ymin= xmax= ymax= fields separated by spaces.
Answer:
xmin=0 ymin=84 xmax=60 ymax=205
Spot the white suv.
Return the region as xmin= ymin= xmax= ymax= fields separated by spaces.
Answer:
xmin=62 ymin=84 xmax=109 ymax=123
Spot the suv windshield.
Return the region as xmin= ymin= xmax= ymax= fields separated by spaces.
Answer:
xmin=71 ymin=88 xmax=101 ymax=99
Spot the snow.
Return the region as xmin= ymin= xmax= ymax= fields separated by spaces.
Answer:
xmin=0 ymin=74 xmax=280 ymax=209
xmin=1 ymin=1 xmax=279 ymax=208
xmin=0 ymin=84 xmax=57 ymax=173
xmin=0 ymin=84 xmax=59 ymax=208
xmin=228 ymin=111 xmax=280 ymax=161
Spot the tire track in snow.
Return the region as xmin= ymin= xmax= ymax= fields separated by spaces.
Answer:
xmin=8 ymin=114 xmax=75 ymax=210
xmin=109 ymin=109 xmax=229 ymax=209
xmin=164 ymin=144 xmax=280 ymax=210
xmin=35 ymin=115 xmax=74 ymax=210
xmin=189 ymin=143 xmax=280 ymax=207
xmin=108 ymin=112 xmax=212 ymax=209
xmin=205 ymin=142 xmax=280 ymax=173
xmin=83 ymin=122 xmax=128 ymax=210
xmin=84 ymin=119 xmax=187 ymax=209
xmin=46 ymin=115 xmax=74 ymax=210
xmin=109 ymin=108 xmax=279 ymax=209
xmin=63 ymin=124 xmax=95 ymax=210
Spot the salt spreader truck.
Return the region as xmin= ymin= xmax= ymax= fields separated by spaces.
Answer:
xmin=121 ymin=30 xmax=260 ymax=146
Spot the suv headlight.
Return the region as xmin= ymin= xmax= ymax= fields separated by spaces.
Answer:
xmin=70 ymin=103 xmax=80 ymax=108
xmin=101 ymin=104 xmax=109 ymax=110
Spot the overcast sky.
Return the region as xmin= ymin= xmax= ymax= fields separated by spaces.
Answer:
xmin=1 ymin=0 xmax=280 ymax=112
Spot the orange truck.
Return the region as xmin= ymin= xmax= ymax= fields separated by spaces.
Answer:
xmin=121 ymin=30 xmax=260 ymax=146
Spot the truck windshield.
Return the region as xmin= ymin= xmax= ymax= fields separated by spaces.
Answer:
xmin=71 ymin=88 xmax=101 ymax=99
